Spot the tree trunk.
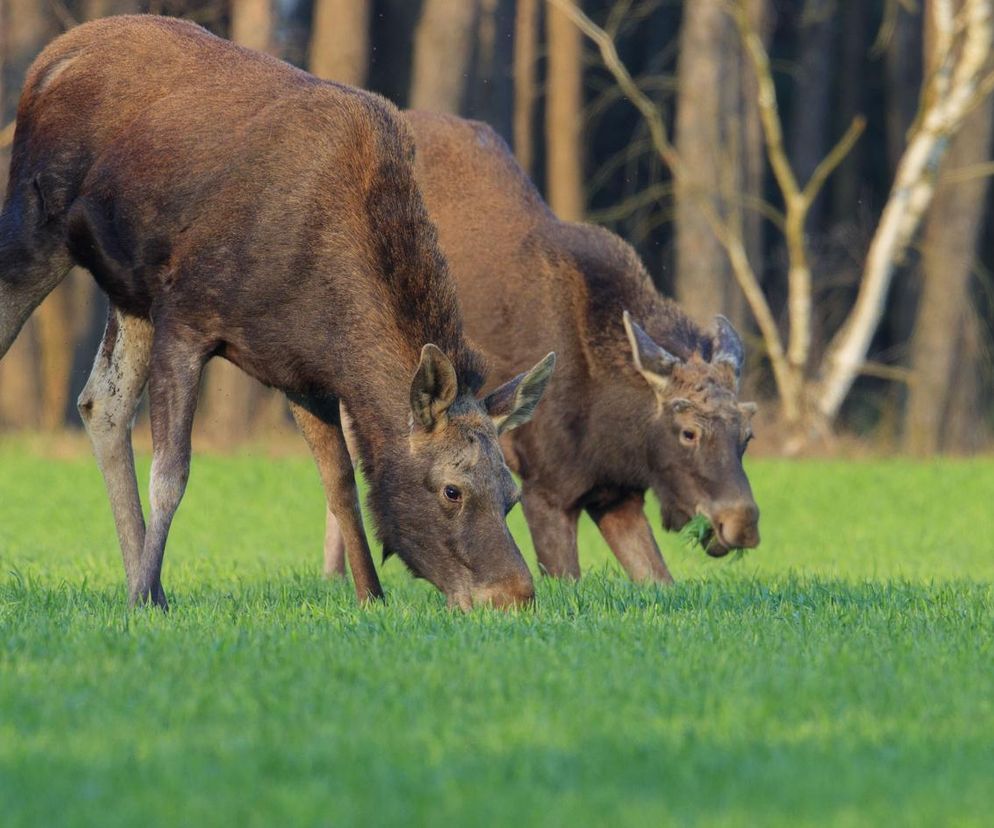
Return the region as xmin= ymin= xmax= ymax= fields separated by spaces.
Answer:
xmin=883 ymin=4 xmax=924 ymax=362
xmin=513 ymin=0 xmax=539 ymax=177
xmin=410 ymin=0 xmax=479 ymax=113
xmin=230 ymin=0 xmax=274 ymax=55
xmin=197 ymin=360 xmax=258 ymax=446
xmin=84 ymin=0 xmax=142 ymax=15
xmin=884 ymin=4 xmax=923 ymax=174
xmin=466 ymin=0 xmax=515 ymax=142
xmin=34 ymin=283 xmax=74 ymax=430
xmin=309 ymin=0 xmax=371 ymax=86
xmin=943 ymin=307 xmax=986 ymax=452
xmin=789 ymin=0 xmax=836 ymax=231
xmin=545 ymin=0 xmax=584 ymax=221
xmin=904 ymin=92 xmax=994 ymax=454
xmin=815 ymin=0 xmax=994 ymax=426
xmin=735 ymin=0 xmax=769 ymax=335
xmin=674 ymin=0 xmax=739 ymax=325
xmin=0 ymin=0 xmax=57 ymax=430
xmin=830 ymin=0 xmax=867 ymax=226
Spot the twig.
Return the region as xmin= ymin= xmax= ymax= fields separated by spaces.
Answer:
xmin=802 ymin=116 xmax=867 ymax=206
xmin=547 ymin=0 xmax=680 ymax=173
xmin=859 ymin=362 xmax=915 ymax=384
xmin=587 ymin=183 xmax=674 ymax=222
xmin=943 ymin=159 xmax=994 ymax=184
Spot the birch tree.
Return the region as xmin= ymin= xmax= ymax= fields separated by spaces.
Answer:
xmin=549 ymin=0 xmax=994 ymax=448
xmin=905 ymin=12 xmax=994 ymax=453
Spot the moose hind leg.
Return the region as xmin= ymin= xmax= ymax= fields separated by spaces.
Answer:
xmin=0 ymin=191 xmax=72 ymax=358
xmin=78 ymin=307 xmax=153 ymax=590
xmin=289 ymin=395 xmax=384 ymax=602
xmin=131 ymin=331 xmax=208 ymax=609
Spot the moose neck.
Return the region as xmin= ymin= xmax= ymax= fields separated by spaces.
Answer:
xmin=313 ymin=134 xmax=485 ymax=483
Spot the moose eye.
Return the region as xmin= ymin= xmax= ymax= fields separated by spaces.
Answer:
xmin=680 ymin=428 xmax=699 ymax=445
xmin=443 ymin=485 xmax=462 ymax=503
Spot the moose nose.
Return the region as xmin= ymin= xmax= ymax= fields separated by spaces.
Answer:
xmin=472 ymin=571 xmax=535 ymax=610
xmin=713 ymin=501 xmax=761 ymax=549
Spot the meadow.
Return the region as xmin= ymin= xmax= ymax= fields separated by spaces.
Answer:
xmin=1 ymin=437 xmax=992 ymax=826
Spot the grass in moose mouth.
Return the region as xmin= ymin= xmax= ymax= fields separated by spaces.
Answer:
xmin=679 ymin=514 xmax=748 ymax=560
xmin=1 ymin=438 xmax=993 ymax=826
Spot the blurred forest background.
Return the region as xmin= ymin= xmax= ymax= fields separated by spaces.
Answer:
xmin=1 ymin=0 xmax=993 ymax=454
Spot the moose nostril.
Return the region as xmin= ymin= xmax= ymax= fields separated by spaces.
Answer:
xmin=506 ymin=575 xmax=535 ymax=607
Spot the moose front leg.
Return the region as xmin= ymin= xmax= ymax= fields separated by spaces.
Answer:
xmin=521 ymin=487 xmax=581 ymax=579
xmin=289 ymin=396 xmax=384 ymax=603
xmin=587 ymin=492 xmax=673 ymax=584
xmin=131 ymin=333 xmax=207 ymax=609
xmin=77 ymin=306 xmax=153 ymax=592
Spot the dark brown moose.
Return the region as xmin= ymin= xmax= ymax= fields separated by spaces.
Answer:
xmin=324 ymin=111 xmax=760 ymax=584
xmin=0 ymin=17 xmax=555 ymax=610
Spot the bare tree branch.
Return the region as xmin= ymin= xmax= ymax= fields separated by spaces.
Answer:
xmin=547 ymin=0 xmax=680 ymax=172
xmin=802 ymin=116 xmax=868 ymax=206
xmin=549 ymin=0 xmax=797 ymax=420
xmin=587 ymin=183 xmax=674 ymax=222
xmin=817 ymin=0 xmax=994 ymax=421
xmin=730 ymin=1 xmax=864 ymax=406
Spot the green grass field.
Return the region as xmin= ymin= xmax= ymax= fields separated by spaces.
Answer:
xmin=1 ymin=437 xmax=993 ymax=826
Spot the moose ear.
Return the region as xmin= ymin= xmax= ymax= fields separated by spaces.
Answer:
xmin=712 ymin=315 xmax=744 ymax=384
xmin=483 ymin=352 xmax=556 ymax=434
xmin=623 ymin=310 xmax=680 ymax=392
xmin=410 ymin=343 xmax=459 ymax=430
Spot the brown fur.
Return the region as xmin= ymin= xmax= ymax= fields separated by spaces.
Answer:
xmin=0 ymin=17 xmax=554 ymax=608
xmin=402 ymin=110 xmax=760 ymax=579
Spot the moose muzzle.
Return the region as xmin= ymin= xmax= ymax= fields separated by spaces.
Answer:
xmin=470 ymin=569 xmax=536 ymax=609
xmin=707 ymin=500 xmax=761 ymax=555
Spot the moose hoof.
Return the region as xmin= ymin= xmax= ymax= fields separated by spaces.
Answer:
xmin=129 ymin=583 xmax=169 ymax=611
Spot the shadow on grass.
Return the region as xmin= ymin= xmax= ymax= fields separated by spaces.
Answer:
xmin=2 ymin=704 xmax=992 ymax=826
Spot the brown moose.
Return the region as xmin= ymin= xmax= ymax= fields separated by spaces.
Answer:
xmin=322 ymin=111 xmax=760 ymax=584
xmin=0 ymin=17 xmax=555 ymax=610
